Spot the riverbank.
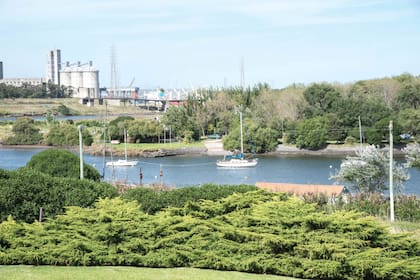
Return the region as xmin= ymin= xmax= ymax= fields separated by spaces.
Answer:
xmin=84 ymin=145 xmax=207 ymax=158
xmin=205 ymin=140 xmax=407 ymax=157
xmin=0 ymin=141 xmax=407 ymax=157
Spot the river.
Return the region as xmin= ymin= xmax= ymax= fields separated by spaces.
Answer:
xmin=1 ymin=147 xmax=419 ymax=195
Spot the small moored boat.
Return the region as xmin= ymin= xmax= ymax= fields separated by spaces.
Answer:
xmin=106 ymin=128 xmax=138 ymax=167
xmin=216 ymin=111 xmax=258 ymax=168
xmin=106 ymin=159 xmax=138 ymax=167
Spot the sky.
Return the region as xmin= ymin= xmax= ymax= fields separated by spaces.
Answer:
xmin=1 ymin=0 xmax=420 ymax=89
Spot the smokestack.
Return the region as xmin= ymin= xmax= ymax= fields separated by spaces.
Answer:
xmin=0 ymin=61 xmax=3 ymax=80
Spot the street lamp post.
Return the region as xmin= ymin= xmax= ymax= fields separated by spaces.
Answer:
xmin=389 ymin=120 xmax=394 ymax=222
xmin=78 ymin=125 xmax=84 ymax=180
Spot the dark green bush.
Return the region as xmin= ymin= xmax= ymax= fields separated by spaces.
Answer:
xmin=0 ymin=193 xmax=419 ymax=279
xmin=121 ymin=184 xmax=257 ymax=214
xmin=26 ymin=149 xmax=100 ymax=181
xmin=0 ymin=168 xmax=117 ymax=223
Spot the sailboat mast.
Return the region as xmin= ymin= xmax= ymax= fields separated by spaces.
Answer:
xmin=239 ymin=58 xmax=245 ymax=155
xmin=240 ymin=111 xmax=244 ymax=154
xmin=124 ymin=128 xmax=128 ymax=161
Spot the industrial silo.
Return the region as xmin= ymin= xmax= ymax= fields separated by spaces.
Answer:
xmin=82 ymin=63 xmax=99 ymax=98
xmin=70 ymin=65 xmax=83 ymax=88
xmin=59 ymin=68 xmax=71 ymax=88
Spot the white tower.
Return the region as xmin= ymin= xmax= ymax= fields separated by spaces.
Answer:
xmin=46 ymin=49 xmax=61 ymax=85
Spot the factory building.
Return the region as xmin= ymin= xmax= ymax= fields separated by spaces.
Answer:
xmin=45 ymin=49 xmax=61 ymax=85
xmin=1 ymin=49 xmax=100 ymax=101
xmin=44 ymin=49 xmax=101 ymax=99
xmin=0 ymin=77 xmax=44 ymax=87
xmin=0 ymin=61 xmax=45 ymax=86
xmin=59 ymin=61 xmax=100 ymax=99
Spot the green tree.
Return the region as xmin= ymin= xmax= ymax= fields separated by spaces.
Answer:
xmin=46 ymin=122 xmax=93 ymax=146
xmin=162 ymin=106 xmax=199 ymax=140
xmin=332 ymin=98 xmax=391 ymax=129
xmin=365 ymin=127 xmax=383 ymax=146
xmin=252 ymin=127 xmax=279 ymax=153
xmin=324 ymin=113 xmax=346 ymax=142
xmin=205 ymin=91 xmax=236 ymax=136
xmin=397 ymin=109 xmax=420 ymax=136
xmin=393 ymin=72 xmax=415 ymax=83
xmin=365 ymin=118 xmax=403 ymax=145
xmin=26 ymin=149 xmax=100 ymax=181
xmin=295 ymin=117 xmax=327 ymax=150
xmin=127 ymin=119 xmax=162 ymax=143
xmin=331 ymin=145 xmax=409 ymax=193
xmin=223 ymin=125 xmax=278 ymax=153
xmin=282 ymin=119 xmax=298 ymax=144
xmin=106 ymin=116 xmax=135 ymax=142
xmin=396 ymin=82 xmax=420 ymax=110
xmin=3 ymin=117 xmax=43 ymax=144
xmin=301 ymin=83 xmax=341 ymax=118
xmin=251 ymin=89 xmax=283 ymax=131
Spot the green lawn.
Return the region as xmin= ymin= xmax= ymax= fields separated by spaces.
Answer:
xmin=0 ymin=266 xmax=301 ymax=280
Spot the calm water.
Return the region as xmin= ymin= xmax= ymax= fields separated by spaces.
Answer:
xmin=1 ymin=147 xmax=419 ymax=195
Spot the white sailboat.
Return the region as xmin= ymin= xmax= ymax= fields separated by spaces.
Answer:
xmin=216 ymin=112 xmax=258 ymax=168
xmin=106 ymin=129 xmax=138 ymax=167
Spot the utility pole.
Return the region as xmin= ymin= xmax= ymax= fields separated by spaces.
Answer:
xmin=159 ymin=164 xmax=163 ymax=187
xmin=240 ymin=111 xmax=244 ymax=154
xmin=358 ymin=116 xmax=363 ymax=148
xmin=139 ymin=167 xmax=143 ymax=186
xmin=240 ymin=57 xmax=245 ymax=90
xmin=39 ymin=207 xmax=43 ymax=223
xmin=389 ymin=120 xmax=394 ymax=222
xmin=78 ymin=125 xmax=84 ymax=180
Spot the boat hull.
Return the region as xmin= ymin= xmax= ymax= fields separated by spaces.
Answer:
xmin=106 ymin=159 xmax=138 ymax=167
xmin=216 ymin=158 xmax=258 ymax=168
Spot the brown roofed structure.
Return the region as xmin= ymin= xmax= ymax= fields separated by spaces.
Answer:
xmin=256 ymin=182 xmax=345 ymax=196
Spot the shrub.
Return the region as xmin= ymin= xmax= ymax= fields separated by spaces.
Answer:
xmin=46 ymin=122 xmax=93 ymax=146
xmin=26 ymin=149 xmax=100 ymax=181
xmin=0 ymin=193 xmax=418 ymax=279
xmin=344 ymin=135 xmax=357 ymax=145
xmin=3 ymin=117 xmax=43 ymax=145
xmin=122 ymin=184 xmax=257 ymax=214
xmin=0 ymin=168 xmax=117 ymax=223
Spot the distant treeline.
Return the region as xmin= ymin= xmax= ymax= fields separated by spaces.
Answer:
xmin=158 ymin=73 xmax=420 ymax=150
xmin=0 ymin=82 xmax=72 ymax=98
xmin=3 ymin=72 xmax=420 ymax=151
